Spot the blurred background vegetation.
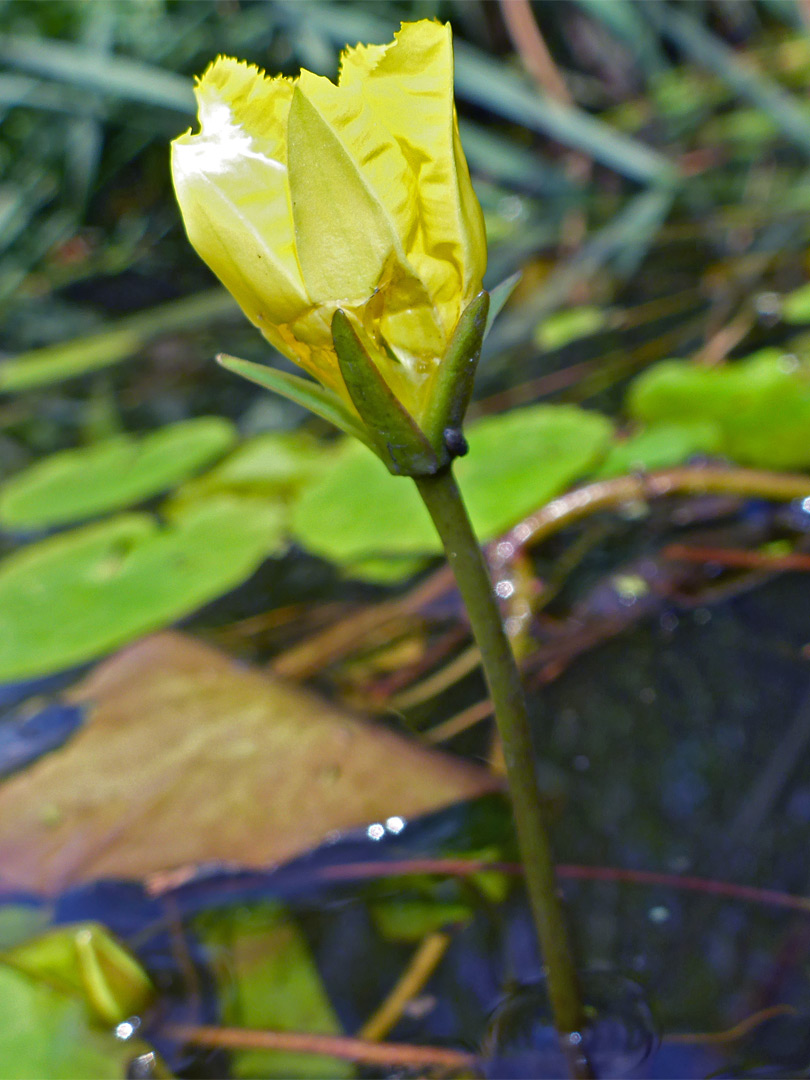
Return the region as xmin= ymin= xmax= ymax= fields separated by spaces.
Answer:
xmin=6 ymin=1 xmax=810 ymax=1077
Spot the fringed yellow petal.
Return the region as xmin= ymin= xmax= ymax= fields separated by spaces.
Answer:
xmin=338 ymin=22 xmax=487 ymax=330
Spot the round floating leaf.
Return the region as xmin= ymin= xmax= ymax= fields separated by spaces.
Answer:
xmin=291 ymin=404 xmax=614 ymax=576
xmin=0 ymin=417 xmax=237 ymax=530
xmin=595 ymin=421 xmax=723 ymax=478
xmin=458 ymin=404 xmax=614 ymax=536
xmin=534 ymin=305 xmax=609 ymax=351
xmin=291 ymin=441 xmax=437 ymax=567
xmin=628 ymin=351 xmax=810 ymax=468
xmin=0 ymin=498 xmax=283 ymax=681
xmin=172 ymin=430 xmax=332 ymax=505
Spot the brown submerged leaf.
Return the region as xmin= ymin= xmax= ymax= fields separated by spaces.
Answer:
xmin=0 ymin=633 xmax=496 ymax=895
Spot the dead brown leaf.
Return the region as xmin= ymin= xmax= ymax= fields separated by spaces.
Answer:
xmin=0 ymin=633 xmax=496 ymax=894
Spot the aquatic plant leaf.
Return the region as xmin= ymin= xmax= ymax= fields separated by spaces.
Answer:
xmin=0 ymin=499 xmax=283 ymax=682
xmin=0 ymin=633 xmax=494 ymax=893
xmin=782 ymin=281 xmax=810 ymax=323
xmin=292 ymin=440 xmax=437 ymax=569
xmin=458 ymin=405 xmax=614 ymax=536
xmin=0 ymin=964 xmax=163 ymax=1079
xmin=3 ymin=923 xmax=153 ymax=1026
xmin=595 ymin=420 xmax=722 ymax=478
xmin=534 ymin=305 xmax=609 ymax=352
xmin=370 ymin=897 xmax=472 ymax=942
xmin=0 ymin=418 xmax=237 ymax=530
xmin=170 ymin=430 xmax=332 ymax=504
xmin=196 ymin=904 xmax=351 ymax=1079
xmin=627 ymin=351 xmax=810 ymax=468
xmin=291 ymin=404 xmax=613 ymax=578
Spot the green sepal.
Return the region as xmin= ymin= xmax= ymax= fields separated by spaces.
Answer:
xmin=216 ymin=353 xmax=373 ymax=449
xmin=485 ymin=272 xmax=520 ymax=339
xmin=422 ymin=290 xmax=490 ymax=455
xmin=331 ymin=311 xmax=439 ymax=476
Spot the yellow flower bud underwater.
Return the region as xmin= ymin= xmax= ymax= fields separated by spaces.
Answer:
xmin=170 ymin=19 xmax=487 ymax=430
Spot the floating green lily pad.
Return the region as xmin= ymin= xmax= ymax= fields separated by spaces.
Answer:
xmin=596 ymin=420 xmax=723 ymax=478
xmin=534 ymin=305 xmax=609 ymax=351
xmin=171 ymin=430 xmax=332 ymax=504
xmin=0 ymin=417 xmax=237 ymax=530
xmin=291 ymin=404 xmax=613 ymax=578
xmin=627 ymin=351 xmax=810 ymax=468
xmin=0 ymin=498 xmax=282 ymax=681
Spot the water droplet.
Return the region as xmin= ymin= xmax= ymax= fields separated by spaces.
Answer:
xmin=115 ymin=1017 xmax=141 ymax=1041
xmin=754 ymin=291 xmax=781 ymax=324
xmin=385 ymin=815 xmax=406 ymax=834
xmin=366 ymin=823 xmax=385 ymax=841
xmin=612 ymin=574 xmax=648 ymax=607
xmin=648 ymin=905 xmax=671 ymax=924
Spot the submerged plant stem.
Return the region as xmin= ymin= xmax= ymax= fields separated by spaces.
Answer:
xmin=414 ymin=465 xmax=592 ymax=1080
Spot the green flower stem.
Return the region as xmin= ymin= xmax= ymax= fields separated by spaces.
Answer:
xmin=414 ymin=465 xmax=592 ymax=1080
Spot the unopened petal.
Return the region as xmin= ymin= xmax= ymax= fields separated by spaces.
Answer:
xmin=171 ymin=58 xmax=309 ymax=328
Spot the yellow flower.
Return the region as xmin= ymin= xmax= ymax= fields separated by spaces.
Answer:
xmin=170 ymin=20 xmax=487 ymax=432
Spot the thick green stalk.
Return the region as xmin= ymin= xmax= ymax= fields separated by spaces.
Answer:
xmin=415 ymin=466 xmax=592 ymax=1080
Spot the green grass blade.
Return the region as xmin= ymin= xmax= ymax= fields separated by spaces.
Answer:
xmin=0 ymin=34 xmax=194 ymax=113
xmin=574 ymin=0 xmax=668 ymax=78
xmin=486 ymin=185 xmax=675 ymax=355
xmin=458 ymin=120 xmax=574 ymax=196
xmin=645 ymin=4 xmax=810 ymax=157
xmin=0 ymin=290 xmax=239 ymax=392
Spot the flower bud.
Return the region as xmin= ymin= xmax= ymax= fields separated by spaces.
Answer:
xmin=171 ymin=21 xmax=487 ymax=470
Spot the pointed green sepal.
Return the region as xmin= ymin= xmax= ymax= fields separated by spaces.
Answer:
xmin=331 ymin=310 xmax=439 ymax=476
xmin=422 ymin=290 xmax=490 ymax=458
xmin=485 ymin=272 xmax=520 ymax=340
xmin=217 ymin=353 xmax=374 ymax=449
